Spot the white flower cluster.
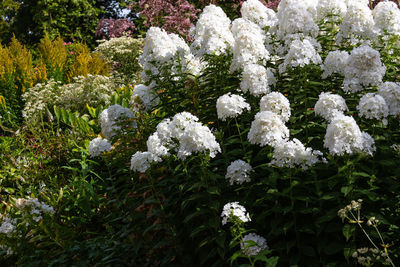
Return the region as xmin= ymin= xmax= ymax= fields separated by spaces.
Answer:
xmin=0 ymin=216 xmax=17 ymax=237
xmin=315 ymin=0 xmax=347 ymax=23
xmin=230 ymin=18 xmax=270 ymax=72
xmin=322 ymin=50 xmax=350 ymax=78
xmin=99 ymin=104 xmax=136 ymax=140
xmin=240 ymin=233 xmax=268 ymax=257
xmin=337 ymin=1 xmax=375 ymax=44
xmin=343 ymin=45 xmax=386 ymax=93
xmin=240 ymin=64 xmax=275 ymax=96
xmin=377 ymin=82 xmax=400 ymax=116
xmin=190 ymin=4 xmax=234 ymax=57
xmin=139 ymin=27 xmax=191 ymax=82
xmin=225 ymin=160 xmax=253 ymax=185
xmin=221 ymin=202 xmax=251 ymax=225
xmin=96 ymin=35 xmax=144 ymax=64
xmin=324 ymin=113 xmax=375 ymax=156
xmin=130 ymin=83 xmax=159 ymax=112
xmin=373 ymin=1 xmax=400 ymax=36
xmin=216 ymin=93 xmax=251 ymax=121
xmin=259 ymin=92 xmax=291 ymax=123
xmin=276 ymin=0 xmax=319 ymax=40
xmin=357 ymin=93 xmax=388 ymax=124
xmin=241 ymin=0 xmax=277 ymax=29
xmin=248 ymin=111 xmax=289 ymax=147
xmin=15 ymin=197 xmax=55 ymax=222
xmin=270 ymin=138 xmax=325 ymax=170
xmin=314 ymin=92 xmax=348 ymax=122
xmin=130 ymin=151 xmax=160 ymax=173
xmin=130 ymin=112 xmax=221 ymax=172
xmin=279 ymin=39 xmax=322 ymax=73
xmin=88 ymin=137 xmax=112 ymax=157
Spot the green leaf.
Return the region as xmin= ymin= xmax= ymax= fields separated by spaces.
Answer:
xmin=342 ymin=224 xmax=354 ymax=241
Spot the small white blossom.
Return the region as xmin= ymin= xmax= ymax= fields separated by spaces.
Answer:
xmin=221 ymin=202 xmax=251 ymax=225
xmin=99 ymin=104 xmax=136 ymax=140
xmin=316 ymin=0 xmax=347 ymax=23
xmin=248 ymin=111 xmax=290 ymax=147
xmin=241 ymin=0 xmax=277 ymax=29
xmin=259 ymin=92 xmax=291 ymax=123
xmin=314 ymin=92 xmax=348 ymax=122
xmin=322 ymin=50 xmax=350 ymax=78
xmin=216 ymin=93 xmax=251 ymax=121
xmin=0 ymin=217 xmax=17 ymax=237
xmin=241 ymin=233 xmax=268 ymax=257
xmin=88 ymin=137 xmax=112 ymax=157
xmin=378 ymin=82 xmax=400 ymax=116
xmin=130 ymin=83 xmax=159 ymax=112
xmin=130 ymin=151 xmax=158 ymax=173
xmin=279 ymin=39 xmax=322 ymax=73
xmin=324 ymin=113 xmax=375 ymax=156
xmin=240 ymin=64 xmax=275 ymax=96
xmin=226 ymin=160 xmax=253 ymax=185
xmin=357 ymin=93 xmax=388 ymax=123
xmin=373 ymin=1 xmax=400 ymax=36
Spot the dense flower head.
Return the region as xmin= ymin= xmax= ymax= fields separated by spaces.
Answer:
xmin=270 ymin=138 xmax=325 ymax=169
xmin=322 ymin=50 xmax=350 ymax=78
xmin=88 ymin=137 xmax=112 ymax=157
xmin=316 ymin=0 xmax=347 ymax=23
xmin=146 ymin=112 xmax=221 ymax=160
xmin=259 ymin=92 xmax=291 ymax=123
xmin=221 ymin=202 xmax=251 ymax=225
xmin=276 ymin=0 xmax=319 ymax=40
xmin=15 ymin=197 xmax=55 ymax=222
xmin=0 ymin=217 xmax=17 ymax=237
xmin=130 ymin=83 xmax=160 ymax=112
xmin=373 ymin=1 xmax=400 ymax=36
xmin=226 ymin=160 xmax=253 ymax=185
xmin=95 ymin=18 xmax=136 ymax=39
xmin=216 ymin=93 xmax=251 ymax=121
xmin=190 ymin=4 xmax=235 ymax=57
xmin=230 ymin=18 xmax=270 ymax=72
xmin=314 ymin=92 xmax=348 ymax=122
xmin=357 ymin=93 xmax=388 ymax=123
xmin=324 ymin=113 xmax=375 ymax=156
xmin=248 ymin=111 xmax=289 ymax=147
xmin=343 ymin=45 xmax=386 ymax=93
xmin=378 ymin=82 xmax=400 ymax=116
xmin=279 ymin=38 xmax=322 ymax=73
xmin=240 ymin=64 xmax=275 ymax=96
xmin=99 ymin=104 xmax=136 ymax=140
xmin=240 ymin=233 xmax=268 ymax=257
xmin=337 ymin=1 xmax=375 ymax=44
xmin=130 ymin=151 xmax=159 ymax=173
xmin=241 ymin=0 xmax=277 ymax=29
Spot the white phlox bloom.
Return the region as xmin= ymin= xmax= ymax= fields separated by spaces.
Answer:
xmin=221 ymin=202 xmax=251 ymax=225
xmin=270 ymin=138 xmax=325 ymax=170
xmin=259 ymin=92 xmax=291 ymax=123
xmin=146 ymin=112 xmax=221 ymax=160
xmin=248 ymin=111 xmax=290 ymax=147
xmin=139 ymin=27 xmax=190 ymax=81
xmin=88 ymin=137 xmax=112 ymax=157
xmin=216 ymin=93 xmax=251 ymax=121
xmin=373 ymin=1 xmax=400 ymax=36
xmin=378 ymin=82 xmax=400 ymax=116
xmin=343 ymin=45 xmax=386 ymax=93
xmin=130 ymin=151 xmax=159 ymax=173
xmin=130 ymin=83 xmax=159 ymax=112
xmin=324 ymin=113 xmax=376 ymax=156
xmin=337 ymin=1 xmax=375 ymax=44
xmin=99 ymin=104 xmax=136 ymax=140
xmin=316 ymin=0 xmax=347 ymax=23
xmin=241 ymin=0 xmax=277 ymax=29
xmin=314 ymin=92 xmax=348 ymax=122
xmin=230 ymin=18 xmax=270 ymax=72
xmin=15 ymin=197 xmax=55 ymax=222
xmin=182 ymin=53 xmax=206 ymax=76
xmin=240 ymin=64 xmax=276 ymax=96
xmin=357 ymin=93 xmax=388 ymax=124
xmin=322 ymin=50 xmax=350 ymax=78
xmin=190 ymin=4 xmax=235 ymax=56
xmin=226 ymin=160 xmax=253 ymax=185
xmin=0 ymin=217 xmax=17 ymax=237
xmin=279 ymin=38 xmax=322 ymax=73
xmin=276 ymin=0 xmax=319 ymax=40
xmin=240 ymin=233 xmax=268 ymax=257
